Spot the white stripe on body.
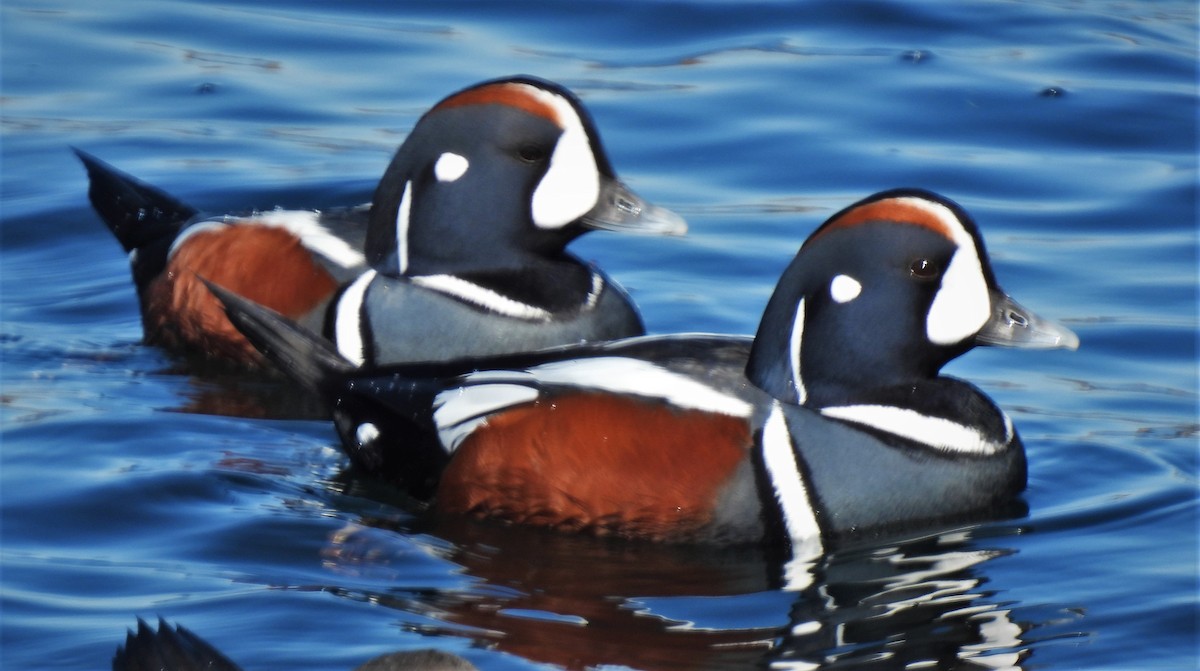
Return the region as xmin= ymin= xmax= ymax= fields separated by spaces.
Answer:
xmin=432 ymin=356 xmax=755 ymax=452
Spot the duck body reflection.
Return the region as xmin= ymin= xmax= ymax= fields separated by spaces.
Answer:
xmin=309 ymin=499 xmax=1072 ymax=671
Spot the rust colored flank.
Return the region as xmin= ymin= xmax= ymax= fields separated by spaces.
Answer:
xmin=143 ymin=223 xmax=338 ymax=364
xmin=436 ymin=392 xmax=753 ymax=542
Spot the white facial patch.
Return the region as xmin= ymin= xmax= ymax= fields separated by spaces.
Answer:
xmin=790 ymin=299 xmax=808 ymax=405
xmin=524 ymin=87 xmax=601 ymax=229
xmin=334 ymin=269 xmax=376 ymax=366
xmin=927 ymin=247 xmax=990 ymax=345
xmin=234 ymin=210 xmax=366 ymax=269
xmin=394 ymin=181 xmax=412 ymax=274
xmin=434 ymin=152 xmax=469 ymax=182
xmin=829 ymin=274 xmax=862 ymax=303
xmin=891 ymin=196 xmax=991 ymax=346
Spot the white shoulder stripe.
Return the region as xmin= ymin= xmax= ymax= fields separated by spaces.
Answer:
xmin=433 ymin=383 xmax=539 ymax=452
xmin=241 ymin=209 xmax=366 ymax=269
xmin=762 ymin=402 xmax=824 ymax=546
xmin=410 ymin=274 xmax=552 ymax=320
xmin=526 ymin=357 xmax=755 ymax=417
xmin=430 ymin=357 xmax=755 ymax=451
xmin=819 ymin=404 xmax=1011 ymax=455
xmin=167 ymin=219 xmax=228 ymax=258
xmin=168 ymin=211 xmax=367 ymax=269
xmin=334 ymin=269 xmax=376 ymax=366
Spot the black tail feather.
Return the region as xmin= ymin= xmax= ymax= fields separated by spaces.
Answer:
xmin=205 ymin=279 xmax=356 ymax=393
xmin=113 ymin=617 xmax=243 ymax=671
xmin=74 ymin=148 xmax=197 ymax=254
xmin=209 ymin=279 xmax=453 ymax=498
xmin=112 ymin=618 xmax=479 ymax=671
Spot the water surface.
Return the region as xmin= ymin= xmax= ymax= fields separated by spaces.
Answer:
xmin=2 ymin=1 xmax=1196 ymax=669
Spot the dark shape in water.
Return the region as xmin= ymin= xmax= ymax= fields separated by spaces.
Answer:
xmin=113 ymin=618 xmax=478 ymax=671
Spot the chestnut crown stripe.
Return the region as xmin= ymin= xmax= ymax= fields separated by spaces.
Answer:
xmin=806 ymin=197 xmax=957 ymax=247
xmin=431 ymin=82 xmax=562 ymax=127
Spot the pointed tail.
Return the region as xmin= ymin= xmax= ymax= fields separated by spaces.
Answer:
xmin=210 ymin=280 xmax=454 ymax=497
xmin=113 ymin=618 xmax=242 ymax=671
xmin=205 ymin=279 xmax=356 ymax=393
xmin=111 ymin=618 xmax=479 ymax=671
xmin=75 ymin=149 xmax=198 ymax=286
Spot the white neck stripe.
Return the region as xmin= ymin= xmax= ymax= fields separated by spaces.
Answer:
xmin=819 ymin=404 xmax=1011 ymax=455
xmin=762 ymin=402 xmax=824 ymax=545
xmin=411 ymin=274 xmax=552 ymax=320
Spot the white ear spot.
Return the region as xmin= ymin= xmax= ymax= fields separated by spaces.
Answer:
xmin=830 ymin=274 xmax=862 ymax=304
xmin=434 ymin=152 xmax=469 ymax=182
xmin=355 ymin=422 xmax=380 ymax=446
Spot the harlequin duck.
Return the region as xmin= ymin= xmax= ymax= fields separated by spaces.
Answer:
xmin=77 ymin=76 xmax=685 ymax=368
xmin=214 ymin=189 xmax=1078 ymax=547
xmin=113 ymin=618 xmax=479 ymax=671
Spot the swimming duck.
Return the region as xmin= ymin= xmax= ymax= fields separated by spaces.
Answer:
xmin=215 ymin=189 xmax=1078 ymax=544
xmin=77 ymin=76 xmax=684 ymax=368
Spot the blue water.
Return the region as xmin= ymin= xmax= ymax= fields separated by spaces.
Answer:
xmin=2 ymin=1 xmax=1196 ymax=669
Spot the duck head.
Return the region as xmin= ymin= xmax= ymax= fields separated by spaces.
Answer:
xmin=365 ymin=76 xmax=685 ymax=277
xmin=746 ymin=189 xmax=1078 ymax=407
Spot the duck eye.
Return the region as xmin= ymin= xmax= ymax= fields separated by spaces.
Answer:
xmin=517 ymin=144 xmax=549 ymax=163
xmin=910 ymin=258 xmax=940 ymax=280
